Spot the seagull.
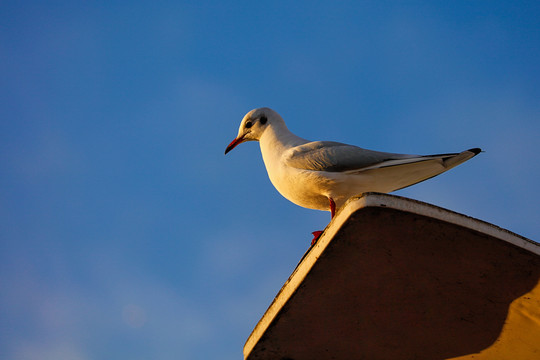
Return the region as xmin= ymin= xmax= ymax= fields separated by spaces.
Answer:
xmin=225 ymin=107 xmax=481 ymax=243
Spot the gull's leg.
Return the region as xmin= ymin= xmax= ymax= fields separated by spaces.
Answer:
xmin=329 ymin=197 xmax=336 ymax=218
xmin=311 ymin=197 xmax=336 ymax=245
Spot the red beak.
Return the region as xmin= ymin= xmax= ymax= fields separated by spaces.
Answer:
xmin=224 ymin=134 xmax=245 ymax=155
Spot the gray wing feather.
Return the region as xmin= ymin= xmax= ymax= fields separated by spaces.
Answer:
xmin=284 ymin=141 xmax=418 ymax=172
xmin=284 ymin=141 xmax=467 ymax=173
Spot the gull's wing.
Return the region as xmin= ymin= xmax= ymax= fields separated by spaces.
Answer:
xmin=284 ymin=141 xmax=480 ymax=174
xmin=285 ymin=141 xmax=417 ymax=172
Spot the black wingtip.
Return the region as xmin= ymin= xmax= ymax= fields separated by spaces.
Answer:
xmin=468 ymin=148 xmax=482 ymax=155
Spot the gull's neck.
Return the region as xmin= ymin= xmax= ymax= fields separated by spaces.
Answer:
xmin=258 ymin=120 xmax=309 ymax=190
xmin=260 ymin=122 xmax=309 ymax=155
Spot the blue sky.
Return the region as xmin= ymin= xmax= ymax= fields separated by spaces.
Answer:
xmin=1 ymin=1 xmax=539 ymax=359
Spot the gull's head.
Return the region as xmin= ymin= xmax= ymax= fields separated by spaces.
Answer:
xmin=224 ymin=107 xmax=283 ymax=154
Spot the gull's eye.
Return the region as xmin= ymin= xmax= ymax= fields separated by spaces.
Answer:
xmin=245 ymin=121 xmax=253 ymax=128
xmin=260 ymin=115 xmax=267 ymax=125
